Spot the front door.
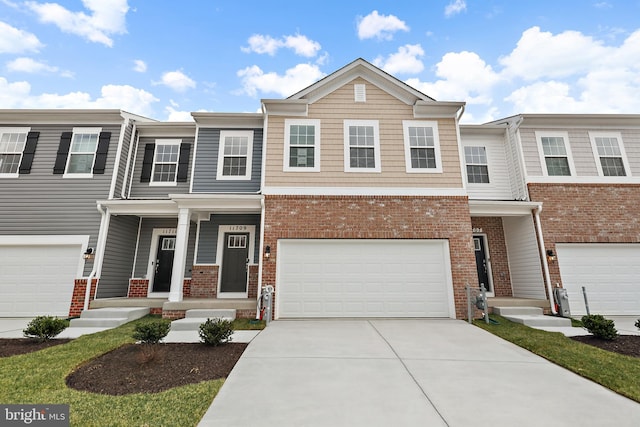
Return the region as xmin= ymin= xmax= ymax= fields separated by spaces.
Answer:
xmin=152 ymin=236 xmax=175 ymax=292
xmin=220 ymin=233 xmax=249 ymax=294
xmin=473 ymin=235 xmax=492 ymax=293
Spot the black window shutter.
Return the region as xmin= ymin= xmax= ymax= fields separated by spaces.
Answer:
xmin=53 ymin=132 xmax=73 ymax=174
xmin=177 ymin=143 xmax=191 ymax=182
xmin=92 ymin=131 xmax=111 ymax=174
xmin=140 ymin=143 xmax=155 ymax=182
xmin=18 ymin=131 xmax=40 ymax=174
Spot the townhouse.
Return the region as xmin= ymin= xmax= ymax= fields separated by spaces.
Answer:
xmin=0 ymin=59 xmax=638 ymax=320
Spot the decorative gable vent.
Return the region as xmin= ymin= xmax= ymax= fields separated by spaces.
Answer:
xmin=354 ymin=84 xmax=366 ymax=102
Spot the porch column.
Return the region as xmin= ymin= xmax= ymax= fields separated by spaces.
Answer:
xmin=169 ymin=208 xmax=191 ymax=302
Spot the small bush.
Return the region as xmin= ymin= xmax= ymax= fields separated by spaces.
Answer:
xmin=199 ymin=318 xmax=233 ymax=346
xmin=581 ymin=314 xmax=618 ymax=340
xmin=132 ymin=319 xmax=171 ymax=344
xmin=635 ymin=318 xmax=640 ymax=330
xmin=23 ymin=316 xmax=69 ymax=342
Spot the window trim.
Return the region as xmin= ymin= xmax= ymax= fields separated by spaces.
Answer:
xmin=343 ymin=120 xmax=381 ymax=173
xmin=283 ymin=119 xmax=320 ymax=172
xmin=0 ymin=127 xmax=30 ymax=178
xmin=535 ymin=131 xmax=576 ymax=177
xmin=149 ymin=139 xmax=181 ymax=186
xmin=402 ymin=120 xmax=442 ymax=173
xmin=588 ymin=131 xmax=631 ymax=177
xmin=216 ymin=130 xmax=254 ymax=181
xmin=63 ymin=127 xmax=102 ymax=178
xmin=464 ymin=145 xmax=490 ymax=184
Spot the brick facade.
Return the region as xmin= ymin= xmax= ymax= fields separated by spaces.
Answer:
xmin=69 ymin=278 xmax=98 ymax=317
xmin=262 ymin=195 xmax=478 ymax=319
xmin=528 ymin=183 xmax=640 ymax=287
xmin=190 ymin=265 xmax=219 ymax=298
xmin=471 ymin=217 xmax=513 ymax=297
xmin=128 ymin=279 xmax=149 ymax=298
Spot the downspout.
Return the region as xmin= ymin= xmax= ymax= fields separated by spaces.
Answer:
xmin=84 ymin=203 xmax=108 ymax=311
xmin=534 ymin=204 xmax=557 ymax=315
xmin=256 ymin=197 xmax=266 ymax=319
xmin=121 ymin=122 xmax=137 ymax=199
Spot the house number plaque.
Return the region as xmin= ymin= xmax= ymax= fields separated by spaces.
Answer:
xmin=472 ymin=228 xmax=483 ymax=233
xmin=229 ymin=225 xmax=248 ymax=231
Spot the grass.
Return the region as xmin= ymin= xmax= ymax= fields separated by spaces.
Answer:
xmin=0 ymin=317 xmax=225 ymax=427
xmin=232 ymin=318 xmax=266 ymax=330
xmin=474 ymin=315 xmax=640 ymax=403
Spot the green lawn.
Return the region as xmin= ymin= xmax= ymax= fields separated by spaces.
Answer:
xmin=475 ymin=315 xmax=640 ymax=403
xmin=0 ymin=316 xmax=263 ymax=427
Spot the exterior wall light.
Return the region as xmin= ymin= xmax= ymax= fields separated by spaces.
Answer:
xmin=264 ymin=245 xmax=271 ymax=260
xmin=83 ymin=247 xmax=95 ymax=260
xmin=546 ymin=249 xmax=556 ymax=262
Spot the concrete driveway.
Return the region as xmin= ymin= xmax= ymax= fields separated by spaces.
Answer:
xmin=200 ymin=319 xmax=640 ymax=427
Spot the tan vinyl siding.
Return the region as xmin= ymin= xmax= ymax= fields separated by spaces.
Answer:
xmin=622 ymin=129 xmax=640 ymax=176
xmin=266 ymin=78 xmax=463 ymax=188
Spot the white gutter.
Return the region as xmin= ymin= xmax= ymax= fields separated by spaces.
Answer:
xmin=121 ymin=122 xmax=137 ymax=199
xmin=127 ymin=129 xmax=141 ymax=199
xmin=534 ymin=204 xmax=557 ymax=315
xmin=454 ymin=105 xmax=467 ymax=193
xmin=108 ymin=117 xmax=129 ymax=200
xmin=256 ymin=197 xmax=266 ymax=319
xmin=84 ymin=203 xmax=109 ymax=311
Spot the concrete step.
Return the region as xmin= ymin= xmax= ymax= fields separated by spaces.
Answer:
xmin=494 ymin=306 xmax=543 ymax=316
xmin=69 ymin=317 xmax=130 ymax=328
xmin=69 ymin=307 xmax=150 ymax=328
xmin=501 ymin=314 xmax=572 ymax=327
xmin=185 ymin=309 xmax=236 ymax=319
xmin=170 ymin=316 xmax=235 ymax=331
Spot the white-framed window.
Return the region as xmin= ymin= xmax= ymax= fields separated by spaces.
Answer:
xmin=403 ymin=121 xmax=442 ymax=173
xmin=589 ymin=132 xmax=630 ymax=177
xmin=151 ymin=139 xmax=181 ymax=185
xmin=535 ymin=132 xmax=575 ymax=177
xmin=216 ymin=130 xmax=253 ymax=180
xmin=284 ymin=119 xmax=320 ymax=172
xmin=344 ymin=120 xmax=381 ymax=173
xmin=0 ymin=127 xmax=29 ymax=177
xmin=464 ymin=146 xmax=490 ymax=183
xmin=64 ymin=127 xmax=101 ymax=177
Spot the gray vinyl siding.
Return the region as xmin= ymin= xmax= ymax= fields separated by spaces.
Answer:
xmin=0 ymin=123 xmax=121 ymax=276
xmin=133 ymin=218 xmax=196 ymax=278
xmin=503 ymin=215 xmax=546 ymax=299
xmin=128 ymin=136 xmax=194 ymax=198
xmin=113 ymin=121 xmax=134 ymax=198
xmin=192 ymin=128 xmax=263 ymax=193
xmin=196 ymin=214 xmax=261 ymax=264
xmin=98 ymin=215 xmax=139 ymax=297
xmin=622 ymin=129 xmax=640 ymax=176
xmin=506 ymin=122 xmax=527 ymax=200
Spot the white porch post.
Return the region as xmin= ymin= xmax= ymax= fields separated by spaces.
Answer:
xmin=169 ymin=207 xmax=191 ymax=302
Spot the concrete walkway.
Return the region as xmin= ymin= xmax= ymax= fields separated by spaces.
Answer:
xmin=199 ymin=319 xmax=640 ymax=427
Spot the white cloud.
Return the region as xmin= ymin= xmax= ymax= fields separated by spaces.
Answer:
xmin=237 ymin=63 xmax=326 ymax=97
xmin=133 ymin=59 xmax=147 ymax=73
xmin=25 ymin=0 xmax=129 ymax=47
xmin=242 ymin=33 xmax=321 ymax=57
xmin=0 ymin=21 xmax=43 ymax=53
xmin=445 ymin=0 xmax=467 ymax=17
xmin=6 ymin=57 xmax=58 ymax=73
xmin=155 ymin=70 xmax=196 ymax=92
xmin=165 ymin=106 xmax=194 ymax=122
xmin=357 ymin=10 xmax=409 ymax=40
xmin=373 ymin=44 xmax=425 ymax=75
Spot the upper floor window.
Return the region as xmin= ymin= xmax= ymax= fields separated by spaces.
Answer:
xmin=464 ymin=146 xmax=489 ymax=183
xmin=403 ymin=121 xmax=442 ymax=173
xmin=152 ymin=141 xmax=180 ymax=184
xmin=284 ymin=119 xmax=320 ymax=172
xmin=535 ymin=132 xmax=574 ymax=176
xmin=0 ymin=128 xmax=29 ymax=176
xmin=53 ymin=128 xmax=111 ymax=178
xmin=589 ymin=132 xmax=629 ymax=177
xmin=344 ymin=120 xmax=381 ymax=173
xmin=217 ymin=130 xmax=253 ymax=180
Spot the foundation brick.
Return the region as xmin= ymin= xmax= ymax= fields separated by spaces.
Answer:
xmin=69 ymin=278 xmax=98 ymax=318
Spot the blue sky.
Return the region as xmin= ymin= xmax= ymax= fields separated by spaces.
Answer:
xmin=1 ymin=0 xmax=639 ymax=123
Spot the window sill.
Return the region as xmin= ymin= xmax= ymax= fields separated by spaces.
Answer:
xmin=149 ymin=181 xmax=178 ymax=187
xmin=63 ymin=173 xmax=93 ymax=179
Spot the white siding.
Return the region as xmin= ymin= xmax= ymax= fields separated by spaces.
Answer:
xmin=463 ymin=134 xmax=513 ymax=200
xmin=503 ymin=216 xmax=546 ymax=299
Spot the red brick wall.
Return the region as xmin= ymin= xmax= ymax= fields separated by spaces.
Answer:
xmin=69 ymin=278 xmax=98 ymax=317
xmin=190 ymin=265 xmax=219 ymax=298
xmin=248 ymin=265 xmax=259 ymax=299
xmin=128 ymin=279 xmax=149 ymax=298
xmin=471 ymin=217 xmax=512 ymax=297
xmin=528 ymin=183 xmax=640 ymax=287
xmin=263 ymin=195 xmax=477 ymax=319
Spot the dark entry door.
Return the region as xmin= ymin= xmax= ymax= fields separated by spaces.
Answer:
xmin=473 ymin=235 xmax=492 ymax=292
xmin=220 ymin=233 xmax=250 ymax=293
xmin=153 ymin=235 xmax=175 ymax=292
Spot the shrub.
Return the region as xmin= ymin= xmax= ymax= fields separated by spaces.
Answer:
xmin=581 ymin=314 xmax=618 ymax=340
xmin=199 ymin=318 xmax=234 ymax=346
xmin=635 ymin=318 xmax=640 ymax=330
xmin=23 ymin=316 xmax=69 ymax=342
xmin=132 ymin=319 xmax=171 ymax=344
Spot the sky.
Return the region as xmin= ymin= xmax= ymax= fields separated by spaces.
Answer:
xmin=1 ymin=0 xmax=639 ymax=123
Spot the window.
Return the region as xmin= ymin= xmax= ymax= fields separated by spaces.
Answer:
xmin=344 ymin=120 xmax=381 ymax=172
xmin=402 ymin=121 xmax=442 ymax=173
xmin=216 ymin=130 xmax=253 ymax=180
xmin=65 ymin=128 xmax=100 ymax=175
xmin=535 ymin=132 xmax=574 ymax=177
xmin=464 ymin=146 xmax=489 ymax=183
xmin=0 ymin=128 xmax=29 ymax=176
xmin=284 ymin=119 xmax=320 ymax=172
xmin=589 ymin=132 xmax=629 ymax=177
xmin=151 ymin=141 xmax=180 ymax=184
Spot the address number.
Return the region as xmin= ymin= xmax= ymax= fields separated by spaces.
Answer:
xmin=229 ymin=225 xmax=248 ymax=231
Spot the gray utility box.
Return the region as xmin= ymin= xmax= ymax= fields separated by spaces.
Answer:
xmin=554 ymin=287 xmax=571 ymax=317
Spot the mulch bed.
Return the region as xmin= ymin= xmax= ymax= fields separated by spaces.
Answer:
xmin=65 ymin=343 xmax=248 ymax=395
xmin=0 ymin=338 xmax=72 ymax=357
xmin=570 ymin=335 xmax=640 ymax=358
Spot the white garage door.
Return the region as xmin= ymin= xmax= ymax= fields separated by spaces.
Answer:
xmin=556 ymin=244 xmax=640 ymax=316
xmin=0 ymin=242 xmax=84 ymax=317
xmin=277 ymin=239 xmax=454 ymax=318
